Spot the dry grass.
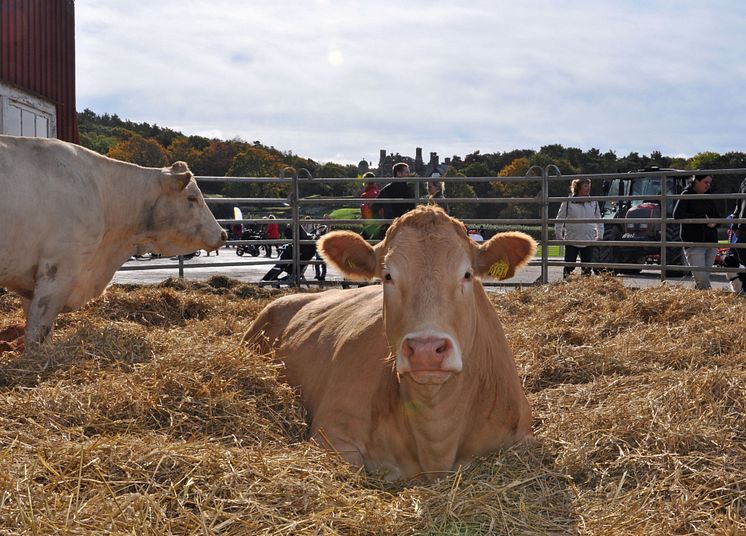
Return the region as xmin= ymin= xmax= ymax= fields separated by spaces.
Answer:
xmin=0 ymin=275 xmax=744 ymax=534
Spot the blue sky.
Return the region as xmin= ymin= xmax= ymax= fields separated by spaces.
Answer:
xmin=75 ymin=1 xmax=746 ymax=164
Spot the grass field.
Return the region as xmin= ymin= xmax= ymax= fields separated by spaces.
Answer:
xmin=328 ymin=207 xmax=360 ymax=220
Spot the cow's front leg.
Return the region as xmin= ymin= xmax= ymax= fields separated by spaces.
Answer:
xmin=24 ymin=263 xmax=76 ymax=346
xmin=310 ymin=428 xmax=365 ymax=467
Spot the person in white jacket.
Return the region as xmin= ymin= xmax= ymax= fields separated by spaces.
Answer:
xmin=555 ymin=178 xmax=604 ymax=278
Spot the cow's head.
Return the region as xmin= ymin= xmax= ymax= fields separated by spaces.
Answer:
xmin=142 ymin=162 xmax=227 ymax=255
xmin=319 ymin=206 xmax=536 ymax=387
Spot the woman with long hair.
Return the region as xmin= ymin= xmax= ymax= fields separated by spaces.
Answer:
xmin=555 ymin=178 xmax=603 ymax=278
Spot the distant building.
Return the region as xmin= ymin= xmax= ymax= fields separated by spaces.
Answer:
xmin=373 ymin=147 xmax=450 ymax=177
xmin=357 ymin=159 xmax=370 ymax=174
xmin=421 ymin=151 xmax=451 ymax=178
xmin=0 ymin=0 xmax=79 ymax=142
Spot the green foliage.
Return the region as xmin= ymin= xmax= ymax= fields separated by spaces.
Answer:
xmin=328 ymin=208 xmax=360 ymax=220
xmin=688 ymin=151 xmax=725 ymax=170
xmin=443 ymin=177 xmax=479 ymax=220
xmin=224 ymin=147 xmax=288 ymax=199
xmin=79 ymin=131 xmax=118 ymax=155
xmin=461 ymin=161 xmax=491 ymax=178
xmin=438 ymin=167 xmax=476 ymax=220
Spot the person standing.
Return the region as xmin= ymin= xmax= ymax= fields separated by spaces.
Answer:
xmin=371 ymin=162 xmax=416 ymax=238
xmin=555 ymin=178 xmax=603 ymax=278
xmin=359 ymin=172 xmax=380 ymax=220
xmin=673 ymin=174 xmax=720 ymax=290
xmin=312 ymin=221 xmax=328 ymax=281
xmin=265 ymin=214 xmax=280 ymax=258
xmin=374 ymin=163 xmax=415 ymax=219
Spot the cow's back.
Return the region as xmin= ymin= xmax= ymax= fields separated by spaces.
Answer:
xmin=0 ymin=137 xmax=106 ymax=289
xmin=0 ymin=137 xmax=105 ymax=234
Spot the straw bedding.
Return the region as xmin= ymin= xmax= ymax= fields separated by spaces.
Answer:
xmin=0 ymin=276 xmax=743 ymax=534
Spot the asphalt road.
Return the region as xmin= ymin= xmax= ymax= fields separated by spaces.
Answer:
xmin=113 ymin=246 xmax=736 ymax=292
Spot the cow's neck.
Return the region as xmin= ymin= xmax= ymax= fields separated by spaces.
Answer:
xmin=99 ymin=165 xmax=163 ymax=241
xmin=398 ymin=376 xmax=469 ymax=474
xmin=74 ymin=167 xmax=162 ymax=302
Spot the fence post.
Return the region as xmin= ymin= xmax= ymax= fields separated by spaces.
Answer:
xmin=527 ymin=165 xmax=549 ymax=284
xmin=290 ymin=170 xmax=301 ymax=287
xmin=544 ymin=165 xmax=563 ymax=283
xmin=178 ymin=255 xmax=184 ymax=278
xmin=660 ymin=176 xmax=669 ymax=281
xmin=526 ymin=165 xmax=548 ymax=283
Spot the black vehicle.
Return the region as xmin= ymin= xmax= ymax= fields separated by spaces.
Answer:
xmin=598 ymin=167 xmax=688 ymax=274
xmin=235 ymin=229 xmax=263 ymax=257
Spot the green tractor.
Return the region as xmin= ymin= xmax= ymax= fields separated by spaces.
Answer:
xmin=598 ymin=167 xmax=688 ymax=274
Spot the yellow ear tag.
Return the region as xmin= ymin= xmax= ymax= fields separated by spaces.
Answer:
xmin=488 ymin=259 xmax=509 ymax=280
xmin=345 ymin=258 xmax=356 ymax=269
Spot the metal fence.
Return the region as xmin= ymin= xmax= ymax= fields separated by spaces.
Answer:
xmin=118 ymin=166 xmax=746 ymax=287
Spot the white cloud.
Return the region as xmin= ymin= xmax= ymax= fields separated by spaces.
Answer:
xmin=75 ymin=0 xmax=746 ymax=163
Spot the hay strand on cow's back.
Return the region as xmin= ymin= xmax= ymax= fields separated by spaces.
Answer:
xmin=0 ymin=276 xmax=744 ymax=534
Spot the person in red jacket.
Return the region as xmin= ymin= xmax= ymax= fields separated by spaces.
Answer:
xmin=360 ymin=172 xmax=380 ymax=220
xmin=265 ymin=214 xmax=280 ymax=258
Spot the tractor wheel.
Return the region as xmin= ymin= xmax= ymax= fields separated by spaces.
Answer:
xmin=601 ymin=224 xmax=643 ymax=274
xmin=597 ymin=224 xmax=640 ymax=273
xmin=664 ymin=224 xmax=689 ymax=275
xmin=597 ymin=224 xmax=621 ymax=267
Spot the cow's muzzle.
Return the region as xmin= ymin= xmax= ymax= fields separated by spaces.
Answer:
xmin=397 ymin=332 xmax=462 ymax=384
xmin=207 ymin=230 xmax=228 ymax=251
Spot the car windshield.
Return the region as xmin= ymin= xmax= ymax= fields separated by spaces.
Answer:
xmin=630 ymin=177 xmax=677 ymax=214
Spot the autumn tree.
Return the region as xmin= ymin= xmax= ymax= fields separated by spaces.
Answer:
xmin=107 ymin=134 xmax=168 ymax=167
xmin=192 ymin=140 xmax=245 ymax=177
xmin=491 ymin=157 xmax=540 ymax=220
xmin=167 ymin=136 xmax=201 ymax=166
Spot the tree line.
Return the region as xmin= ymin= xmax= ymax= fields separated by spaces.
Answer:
xmin=78 ymin=109 xmax=745 ymax=221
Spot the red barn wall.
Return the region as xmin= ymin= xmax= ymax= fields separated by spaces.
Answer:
xmin=0 ymin=0 xmax=78 ymax=142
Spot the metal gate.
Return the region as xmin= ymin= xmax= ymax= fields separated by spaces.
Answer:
xmin=118 ymin=166 xmax=746 ymax=288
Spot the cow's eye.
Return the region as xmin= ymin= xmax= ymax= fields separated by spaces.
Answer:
xmin=464 ymin=271 xmax=472 ymax=280
xmin=384 ymin=273 xmax=393 ymax=282
xmin=187 ymin=195 xmax=198 ymax=203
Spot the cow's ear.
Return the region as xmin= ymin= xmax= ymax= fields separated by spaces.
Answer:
xmin=164 ymin=161 xmax=192 ymax=191
xmin=319 ymin=231 xmax=378 ymax=280
xmin=475 ymin=231 xmax=536 ymax=280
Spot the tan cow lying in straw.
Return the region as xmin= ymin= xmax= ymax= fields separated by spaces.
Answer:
xmin=244 ymin=205 xmax=535 ymax=480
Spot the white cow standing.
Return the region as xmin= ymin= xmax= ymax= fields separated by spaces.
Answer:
xmin=0 ymin=135 xmax=227 ymax=345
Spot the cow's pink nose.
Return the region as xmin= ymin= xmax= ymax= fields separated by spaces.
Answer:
xmin=401 ymin=336 xmax=454 ymax=371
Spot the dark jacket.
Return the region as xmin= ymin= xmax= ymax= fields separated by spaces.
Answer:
xmin=732 ymin=177 xmax=746 ymax=232
xmin=373 ymin=182 xmax=415 ymax=220
xmin=673 ymin=184 xmax=720 ymax=243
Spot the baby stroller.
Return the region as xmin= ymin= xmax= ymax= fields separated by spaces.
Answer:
xmin=261 ymin=225 xmax=318 ymax=283
xmin=235 ymin=228 xmax=263 ymax=257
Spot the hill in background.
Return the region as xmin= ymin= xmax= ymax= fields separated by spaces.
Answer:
xmin=77 ymin=109 xmax=746 ymax=220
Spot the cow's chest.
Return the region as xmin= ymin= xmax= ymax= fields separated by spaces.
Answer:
xmin=364 ymin=408 xmax=465 ymax=480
